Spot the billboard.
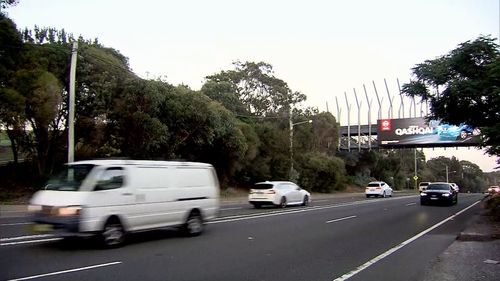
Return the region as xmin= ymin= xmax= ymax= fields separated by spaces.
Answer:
xmin=377 ymin=118 xmax=481 ymax=147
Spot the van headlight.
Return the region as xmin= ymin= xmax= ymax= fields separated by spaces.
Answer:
xmin=53 ymin=206 xmax=83 ymax=216
xmin=27 ymin=205 xmax=42 ymax=212
xmin=420 ymin=192 xmax=427 ymax=196
xmin=442 ymin=193 xmax=451 ymax=197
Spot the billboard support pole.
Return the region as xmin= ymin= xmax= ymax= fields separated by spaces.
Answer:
xmin=335 ymin=96 xmax=342 ymax=125
xmin=384 ymin=79 xmax=393 ymax=119
xmin=397 ymin=78 xmax=405 ymax=119
xmin=363 ymin=84 xmax=373 ymax=150
xmin=344 ymin=92 xmax=352 ymax=152
xmin=354 ymin=88 xmax=362 ymax=151
xmin=335 ymin=96 xmax=342 ymax=151
xmin=373 ymin=81 xmax=383 ymax=120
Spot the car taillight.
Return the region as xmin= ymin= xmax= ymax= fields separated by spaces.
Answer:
xmin=266 ymin=190 xmax=276 ymax=194
xmin=376 ymin=187 xmax=382 ymax=190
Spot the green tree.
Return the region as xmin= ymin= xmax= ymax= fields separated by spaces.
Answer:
xmin=205 ymin=61 xmax=306 ymax=116
xmin=402 ymin=36 xmax=500 ymax=162
xmin=12 ymin=69 xmax=63 ymax=175
xmin=0 ymin=14 xmax=24 ymax=163
xmin=0 ymin=0 xmax=18 ymax=10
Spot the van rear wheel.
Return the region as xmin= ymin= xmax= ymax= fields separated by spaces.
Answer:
xmin=101 ymin=218 xmax=125 ymax=248
xmin=184 ymin=211 xmax=204 ymax=236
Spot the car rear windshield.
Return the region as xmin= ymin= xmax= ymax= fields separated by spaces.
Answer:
xmin=426 ymin=184 xmax=450 ymax=191
xmin=367 ymin=183 xmax=380 ymax=187
xmin=253 ymin=183 xmax=274 ymax=190
xmin=45 ymin=164 xmax=95 ymax=191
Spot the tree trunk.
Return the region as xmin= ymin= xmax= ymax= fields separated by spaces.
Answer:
xmin=6 ymin=129 xmax=19 ymax=164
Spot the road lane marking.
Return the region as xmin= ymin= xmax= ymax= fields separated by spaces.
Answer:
xmin=0 ymin=222 xmax=31 ymax=226
xmin=332 ymin=200 xmax=481 ymax=281
xmin=405 ymin=203 xmax=417 ymax=206
xmin=1 ymin=234 xmax=55 ymax=242
xmin=209 ymin=196 xmax=416 ymax=224
xmin=7 ymin=261 xmax=122 ymax=281
xmin=220 ymin=207 xmax=244 ymax=211
xmin=1 ymin=238 xmax=63 ymax=246
xmin=326 ymin=215 xmax=357 ymax=224
xmin=1 ymin=234 xmax=61 ymax=246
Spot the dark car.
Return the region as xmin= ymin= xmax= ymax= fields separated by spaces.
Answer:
xmin=420 ymin=182 xmax=458 ymax=206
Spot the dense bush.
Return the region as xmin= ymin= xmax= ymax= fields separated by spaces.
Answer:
xmin=486 ymin=194 xmax=500 ymax=221
xmin=296 ymin=152 xmax=347 ymax=193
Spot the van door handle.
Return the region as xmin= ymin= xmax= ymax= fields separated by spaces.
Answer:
xmin=122 ymin=193 xmax=133 ymax=196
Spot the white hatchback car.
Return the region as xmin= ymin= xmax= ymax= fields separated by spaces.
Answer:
xmin=365 ymin=181 xmax=393 ymax=198
xmin=248 ymin=181 xmax=311 ymax=208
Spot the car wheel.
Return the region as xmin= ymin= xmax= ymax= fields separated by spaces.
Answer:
xmin=366 ymin=194 xmax=370 ymax=198
xmin=101 ymin=218 xmax=125 ymax=248
xmin=420 ymin=200 xmax=426 ymax=206
xmin=253 ymin=203 xmax=262 ymax=209
xmin=279 ymin=197 xmax=287 ymax=208
xmin=184 ymin=211 xmax=204 ymax=236
xmin=302 ymin=195 xmax=309 ymax=206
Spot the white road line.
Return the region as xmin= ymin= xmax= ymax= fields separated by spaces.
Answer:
xmin=220 ymin=207 xmax=244 ymax=211
xmin=1 ymin=238 xmax=63 ymax=246
xmin=332 ymin=200 xmax=481 ymax=281
xmin=209 ymin=196 xmax=416 ymax=224
xmin=326 ymin=215 xmax=357 ymax=224
xmin=0 ymin=222 xmax=31 ymax=226
xmin=7 ymin=261 xmax=122 ymax=281
xmin=405 ymin=203 xmax=417 ymax=206
xmin=1 ymin=234 xmax=55 ymax=242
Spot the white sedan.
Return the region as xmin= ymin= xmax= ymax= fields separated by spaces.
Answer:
xmin=248 ymin=181 xmax=311 ymax=208
xmin=365 ymin=181 xmax=393 ymax=198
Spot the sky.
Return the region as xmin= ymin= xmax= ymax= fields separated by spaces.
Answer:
xmin=5 ymin=0 xmax=500 ymax=172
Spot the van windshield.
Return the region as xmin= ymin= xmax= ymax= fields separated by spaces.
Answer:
xmin=45 ymin=164 xmax=95 ymax=191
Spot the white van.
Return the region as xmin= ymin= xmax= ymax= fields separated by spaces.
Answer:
xmin=28 ymin=160 xmax=220 ymax=247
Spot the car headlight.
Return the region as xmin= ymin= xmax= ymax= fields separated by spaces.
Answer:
xmin=27 ymin=205 xmax=42 ymax=212
xmin=53 ymin=206 xmax=83 ymax=216
xmin=420 ymin=192 xmax=427 ymax=196
xmin=442 ymin=193 xmax=451 ymax=197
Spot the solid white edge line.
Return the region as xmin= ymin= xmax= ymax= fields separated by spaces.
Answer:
xmin=405 ymin=203 xmax=417 ymax=206
xmin=7 ymin=261 xmax=122 ymax=281
xmin=0 ymin=222 xmax=31 ymax=226
xmin=332 ymin=200 xmax=481 ymax=281
xmin=1 ymin=238 xmax=62 ymax=246
xmin=326 ymin=215 xmax=357 ymax=224
xmin=1 ymin=234 xmax=55 ymax=242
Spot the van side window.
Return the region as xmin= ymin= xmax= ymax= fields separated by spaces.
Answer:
xmin=95 ymin=167 xmax=125 ymax=191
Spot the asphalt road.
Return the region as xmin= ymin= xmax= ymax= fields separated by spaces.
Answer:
xmin=0 ymin=193 xmax=484 ymax=281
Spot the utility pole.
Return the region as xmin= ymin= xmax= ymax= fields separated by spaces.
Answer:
xmin=414 ymin=148 xmax=418 ymax=190
xmin=68 ymin=41 xmax=78 ymax=163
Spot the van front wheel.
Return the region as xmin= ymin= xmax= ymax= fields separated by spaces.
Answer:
xmin=184 ymin=212 xmax=204 ymax=236
xmin=101 ymin=218 xmax=125 ymax=248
